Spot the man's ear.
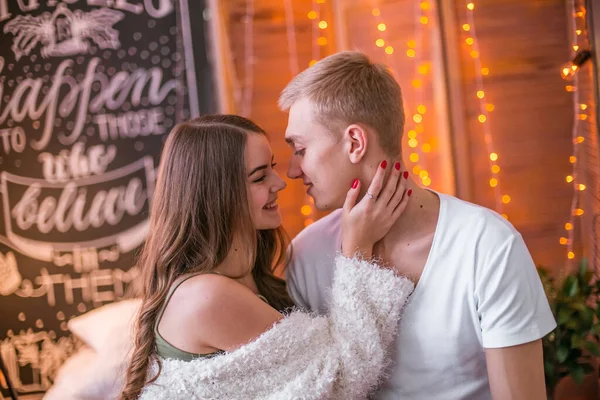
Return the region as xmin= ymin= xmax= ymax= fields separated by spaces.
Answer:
xmin=344 ymin=124 xmax=368 ymax=164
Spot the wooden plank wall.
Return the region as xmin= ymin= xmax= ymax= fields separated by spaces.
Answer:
xmin=452 ymin=0 xmax=579 ymax=269
xmin=218 ymin=0 xmax=594 ymax=270
xmin=221 ymin=0 xmax=337 ymax=239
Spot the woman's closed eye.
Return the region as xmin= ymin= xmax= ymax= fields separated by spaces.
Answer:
xmin=294 ymin=149 xmax=305 ymax=156
xmin=252 ymin=163 xmax=277 ymax=183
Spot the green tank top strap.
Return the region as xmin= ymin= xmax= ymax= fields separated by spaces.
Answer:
xmin=154 ymin=271 xmax=270 ymax=361
xmin=154 ymin=271 xmax=223 ymax=361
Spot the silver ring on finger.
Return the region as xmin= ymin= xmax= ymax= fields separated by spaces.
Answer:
xmin=366 ymin=191 xmax=377 ymax=200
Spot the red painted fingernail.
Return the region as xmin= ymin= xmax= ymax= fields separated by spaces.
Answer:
xmin=403 ymin=171 xmax=409 ymax=179
xmin=380 ymin=160 xmax=387 ymax=169
xmin=408 ymin=189 xmax=412 ymax=196
xmin=394 ymin=162 xmax=401 ymax=170
xmin=352 ymin=179 xmax=359 ymax=189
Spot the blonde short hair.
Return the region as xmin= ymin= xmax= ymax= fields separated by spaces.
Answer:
xmin=279 ymin=51 xmax=405 ymax=157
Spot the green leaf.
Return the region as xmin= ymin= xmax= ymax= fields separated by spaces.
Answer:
xmin=578 ymin=259 xmax=589 ymax=278
xmin=558 ymin=307 xmax=576 ymax=324
xmin=571 ymin=335 xmax=583 ymax=349
xmin=571 ymin=364 xmax=585 ymax=384
xmin=580 ymin=308 xmax=595 ymax=328
xmin=563 ymin=276 xmax=580 ymax=297
xmin=557 ymin=345 xmax=570 ymax=363
xmin=565 ymin=319 xmax=580 ymax=330
xmin=582 ymin=362 xmax=595 ymax=374
xmin=583 ymin=341 xmax=600 ymax=357
xmin=569 ymin=302 xmax=587 ymax=312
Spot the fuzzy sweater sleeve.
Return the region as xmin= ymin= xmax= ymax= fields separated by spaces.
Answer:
xmin=139 ymin=255 xmax=414 ymax=400
xmin=329 ymin=255 xmax=414 ymax=399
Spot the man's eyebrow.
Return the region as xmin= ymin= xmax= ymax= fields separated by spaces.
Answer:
xmin=285 ymin=134 xmax=301 ymax=145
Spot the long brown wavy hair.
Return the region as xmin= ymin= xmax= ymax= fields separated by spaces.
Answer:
xmin=120 ymin=115 xmax=295 ymax=400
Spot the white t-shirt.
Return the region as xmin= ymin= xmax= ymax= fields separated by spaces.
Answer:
xmin=286 ymin=192 xmax=556 ymax=399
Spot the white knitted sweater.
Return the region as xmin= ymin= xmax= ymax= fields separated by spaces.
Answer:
xmin=139 ymin=255 xmax=414 ymax=400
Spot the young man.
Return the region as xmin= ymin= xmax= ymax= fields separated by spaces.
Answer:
xmin=280 ymin=51 xmax=555 ymax=400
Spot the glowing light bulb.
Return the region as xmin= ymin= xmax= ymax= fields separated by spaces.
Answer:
xmin=422 ymin=143 xmax=431 ymax=152
xmin=410 ymin=153 xmax=420 ymax=162
xmin=502 ymin=195 xmax=511 ymax=204
xmin=566 ymin=175 xmax=574 ymax=183
xmin=462 ymin=24 xmax=471 ymax=31
xmin=318 ymin=21 xmax=328 ymax=29
xmin=568 ymin=251 xmax=575 ymax=259
xmin=466 ymin=37 xmax=474 ymax=45
xmin=413 ymin=114 xmax=423 ymax=123
xmin=489 ymin=178 xmax=498 ymax=187
xmin=417 ymin=105 xmax=426 ymax=114
xmin=477 ymin=90 xmax=485 ymax=99
xmin=490 ymin=153 xmax=498 ymax=161
xmin=378 ymin=23 xmax=386 ymax=32
xmin=491 ymin=165 xmax=500 ymax=173
xmin=406 ymin=49 xmax=416 ymax=58
xmin=317 ymin=37 xmax=328 ymax=46
xmin=565 ymin=223 xmax=573 ymax=230
xmin=560 ymin=237 xmax=568 ymax=245
xmin=372 ymin=8 xmax=380 ymax=16
xmin=301 ymin=205 xmax=313 ymax=216
xmin=467 ymin=2 xmax=475 ymax=10
xmin=481 ymin=67 xmax=490 ymax=75
xmin=307 ymin=11 xmax=317 ymax=19
xmin=385 ymin=46 xmax=394 ymax=55
xmin=478 ymin=114 xmax=487 ymax=123
xmin=376 ymin=39 xmax=385 ymax=47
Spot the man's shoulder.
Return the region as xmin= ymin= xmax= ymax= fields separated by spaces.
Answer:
xmin=440 ymin=193 xmax=519 ymax=244
xmin=291 ymin=208 xmax=343 ymax=253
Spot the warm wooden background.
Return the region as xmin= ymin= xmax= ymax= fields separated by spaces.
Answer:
xmin=215 ymin=0 xmax=596 ymax=271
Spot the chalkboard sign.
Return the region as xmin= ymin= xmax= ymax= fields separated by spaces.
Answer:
xmin=0 ymin=0 xmax=214 ymax=397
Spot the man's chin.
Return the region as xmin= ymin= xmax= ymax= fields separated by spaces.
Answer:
xmin=311 ymin=194 xmax=343 ymax=212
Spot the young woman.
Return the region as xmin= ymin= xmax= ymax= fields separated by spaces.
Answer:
xmin=120 ymin=115 xmax=414 ymax=400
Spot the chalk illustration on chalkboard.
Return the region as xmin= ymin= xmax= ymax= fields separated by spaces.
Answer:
xmin=4 ymin=3 xmax=124 ymax=61
xmin=0 ymin=251 xmax=21 ymax=297
xmin=1 ymin=330 xmax=76 ymax=392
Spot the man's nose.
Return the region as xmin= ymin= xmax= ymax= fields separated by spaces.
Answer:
xmin=287 ymin=156 xmax=302 ymax=179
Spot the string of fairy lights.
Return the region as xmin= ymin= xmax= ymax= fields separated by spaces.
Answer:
xmin=370 ymin=1 xmax=432 ymax=187
xmin=461 ymin=1 xmax=508 ymax=219
xmin=559 ymin=0 xmax=589 ymax=263
xmin=301 ymin=0 xmax=329 ymax=226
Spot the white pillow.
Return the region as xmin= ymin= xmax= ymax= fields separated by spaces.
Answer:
xmin=43 ymin=347 xmax=96 ymax=400
xmin=44 ymin=299 xmax=142 ymax=399
xmin=68 ymin=298 xmax=141 ymax=353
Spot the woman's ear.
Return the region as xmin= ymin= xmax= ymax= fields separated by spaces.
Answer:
xmin=344 ymin=124 xmax=368 ymax=164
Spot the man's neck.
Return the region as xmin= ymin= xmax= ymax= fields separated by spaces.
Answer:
xmin=381 ymin=181 xmax=440 ymax=243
